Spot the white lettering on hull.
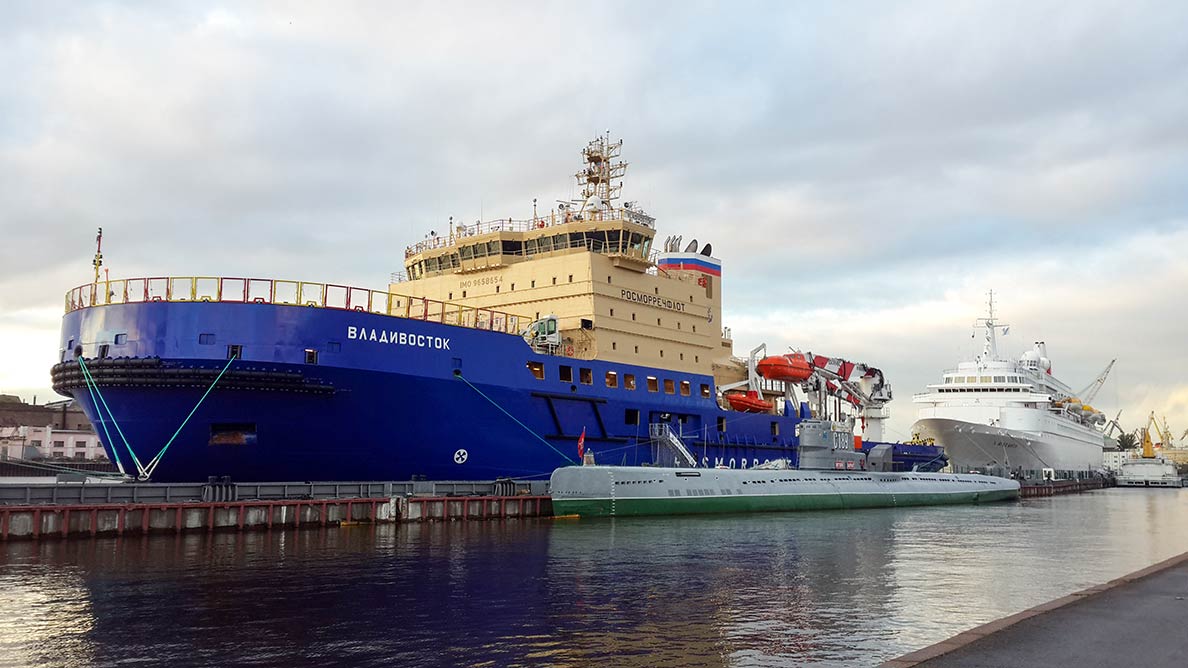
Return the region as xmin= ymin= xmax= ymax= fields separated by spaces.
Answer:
xmin=347 ymin=326 xmax=451 ymax=350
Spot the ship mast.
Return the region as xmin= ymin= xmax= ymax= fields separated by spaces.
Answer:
xmin=575 ymin=131 xmax=627 ymax=211
xmin=975 ymin=290 xmax=1008 ymax=365
xmin=93 ymin=227 xmax=104 ymax=285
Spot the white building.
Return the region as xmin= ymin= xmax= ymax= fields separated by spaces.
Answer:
xmin=1102 ymin=448 xmax=1136 ymax=472
xmin=0 ymin=425 xmax=108 ymax=461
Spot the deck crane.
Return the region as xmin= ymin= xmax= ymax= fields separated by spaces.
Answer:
xmin=1075 ymin=359 xmax=1116 ymax=405
xmin=720 ymin=346 xmax=894 ymax=440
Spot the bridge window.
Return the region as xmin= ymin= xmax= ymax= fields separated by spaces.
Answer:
xmin=994 ymin=376 xmax=1006 ymax=382
xmin=647 ymin=376 xmax=658 ymax=392
xmin=580 ymin=368 xmax=593 ymax=385
xmin=624 ymin=374 xmax=636 ymax=390
xmin=559 ymin=365 xmax=573 ymax=383
xmin=527 ymin=361 xmax=544 ymax=380
xmin=664 ymin=379 xmax=675 ymax=394
xmin=605 ymin=371 xmax=618 ymax=388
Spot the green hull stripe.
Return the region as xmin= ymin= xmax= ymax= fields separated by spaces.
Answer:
xmin=552 ymin=490 xmax=1019 ymax=518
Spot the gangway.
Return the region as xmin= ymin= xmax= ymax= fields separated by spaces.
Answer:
xmin=649 ymin=423 xmax=698 ymax=467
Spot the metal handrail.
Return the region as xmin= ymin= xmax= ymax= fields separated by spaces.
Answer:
xmin=404 ymin=206 xmax=655 ymax=257
xmin=65 ymin=276 xmax=529 ymax=336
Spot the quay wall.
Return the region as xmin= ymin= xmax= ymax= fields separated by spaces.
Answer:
xmin=0 ymin=494 xmax=553 ymax=540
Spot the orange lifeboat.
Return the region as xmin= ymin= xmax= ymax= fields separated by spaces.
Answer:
xmin=725 ymin=390 xmax=773 ymax=413
xmin=756 ymin=352 xmax=813 ymax=383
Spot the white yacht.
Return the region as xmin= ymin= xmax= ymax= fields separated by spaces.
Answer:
xmin=911 ymin=296 xmax=1111 ymax=480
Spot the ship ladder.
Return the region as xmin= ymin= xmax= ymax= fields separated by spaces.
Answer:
xmin=648 ymin=422 xmax=698 ymax=467
xmin=453 ymin=372 xmax=577 ymax=465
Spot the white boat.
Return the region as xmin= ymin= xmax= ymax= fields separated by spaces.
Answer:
xmin=1117 ymin=458 xmax=1181 ymax=487
xmin=1117 ymin=414 xmax=1184 ymax=488
xmin=911 ymin=295 xmax=1110 ymax=480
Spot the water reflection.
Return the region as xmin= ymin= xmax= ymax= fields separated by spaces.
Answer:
xmin=1 ymin=488 xmax=1186 ymax=667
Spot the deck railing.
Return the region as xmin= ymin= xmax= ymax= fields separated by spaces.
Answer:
xmin=404 ymin=206 xmax=656 ymax=257
xmin=65 ymin=277 xmax=528 ymax=335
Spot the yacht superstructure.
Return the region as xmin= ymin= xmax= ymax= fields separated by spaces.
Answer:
xmin=911 ymin=295 xmax=1110 ymax=479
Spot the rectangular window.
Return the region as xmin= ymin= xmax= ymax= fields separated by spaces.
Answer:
xmin=717 ymin=417 xmax=726 ymax=433
xmin=559 ymin=365 xmax=573 ymax=383
xmin=647 ymin=376 xmax=659 ymax=392
xmin=209 ymin=423 xmax=258 ymax=446
xmin=97 ymin=344 xmax=109 ymax=358
xmin=771 ymin=422 xmax=780 ymax=436
xmin=966 ymin=376 xmax=976 ymax=383
xmin=327 ymin=341 xmax=341 ymax=353
xmin=980 ymin=376 xmax=992 ymax=383
xmin=114 ymin=333 xmax=127 ymax=345
xmin=625 ymin=408 xmax=639 ymax=425
xmin=579 ymin=368 xmax=593 ymax=385
xmin=53 ymin=440 xmax=65 ymax=447
xmin=679 ymin=380 xmax=691 ymax=396
xmin=199 ymin=333 xmax=215 ymax=345
xmin=624 ymin=374 xmax=636 ymax=390
xmin=700 ymin=384 xmax=711 ymax=398
xmin=304 ymin=349 xmax=318 ymax=364
xmin=664 ymin=379 xmax=675 ymax=394
xmin=993 ymin=376 xmax=1006 ymax=383
xmin=605 ymin=371 xmax=618 ymax=388
xmin=227 ymin=344 xmax=242 ymax=360
xmin=527 ymin=361 xmax=545 ymax=380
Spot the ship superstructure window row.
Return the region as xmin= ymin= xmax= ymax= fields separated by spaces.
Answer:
xmin=406 ymin=229 xmax=654 ymax=278
xmin=529 ymin=361 xmax=711 ymax=402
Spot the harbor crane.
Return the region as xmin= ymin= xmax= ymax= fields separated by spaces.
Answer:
xmin=1103 ymin=410 xmax=1125 ymax=439
xmin=1075 ymin=359 xmax=1116 ymax=405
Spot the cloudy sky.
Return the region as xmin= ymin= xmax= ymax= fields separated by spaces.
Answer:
xmin=2 ymin=1 xmax=1186 ymax=440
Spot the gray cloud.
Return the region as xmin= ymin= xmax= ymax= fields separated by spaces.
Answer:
xmin=2 ymin=1 xmax=1186 ymax=435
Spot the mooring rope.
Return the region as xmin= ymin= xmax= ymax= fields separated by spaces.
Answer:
xmin=142 ymin=354 xmax=238 ymax=478
xmin=78 ymin=356 xmax=145 ymax=477
xmin=453 ymin=372 xmax=576 ymax=464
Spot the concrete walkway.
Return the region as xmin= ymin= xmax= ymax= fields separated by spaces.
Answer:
xmin=882 ymin=552 xmax=1188 ymax=668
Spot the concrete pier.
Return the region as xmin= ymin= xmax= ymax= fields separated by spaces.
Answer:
xmin=0 ymin=479 xmax=555 ymax=539
xmin=882 ymin=551 xmax=1188 ymax=667
xmin=1019 ymin=477 xmax=1111 ymax=497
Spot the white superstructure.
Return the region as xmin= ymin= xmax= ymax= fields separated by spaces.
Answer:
xmin=911 ymin=294 xmax=1110 ymax=479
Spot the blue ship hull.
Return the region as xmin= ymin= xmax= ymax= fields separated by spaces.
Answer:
xmin=55 ymin=301 xmax=817 ymax=482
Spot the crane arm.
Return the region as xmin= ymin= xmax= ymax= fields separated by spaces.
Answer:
xmin=1076 ymin=359 xmax=1116 ymax=404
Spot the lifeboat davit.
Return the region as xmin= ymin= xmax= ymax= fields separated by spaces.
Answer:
xmin=756 ymin=353 xmax=813 ymax=383
xmin=725 ymin=390 xmax=773 ymax=413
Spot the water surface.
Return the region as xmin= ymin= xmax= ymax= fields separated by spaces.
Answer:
xmin=3 ymin=488 xmax=1187 ymax=667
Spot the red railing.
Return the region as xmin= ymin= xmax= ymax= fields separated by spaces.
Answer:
xmin=65 ymin=277 xmax=527 ymax=335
